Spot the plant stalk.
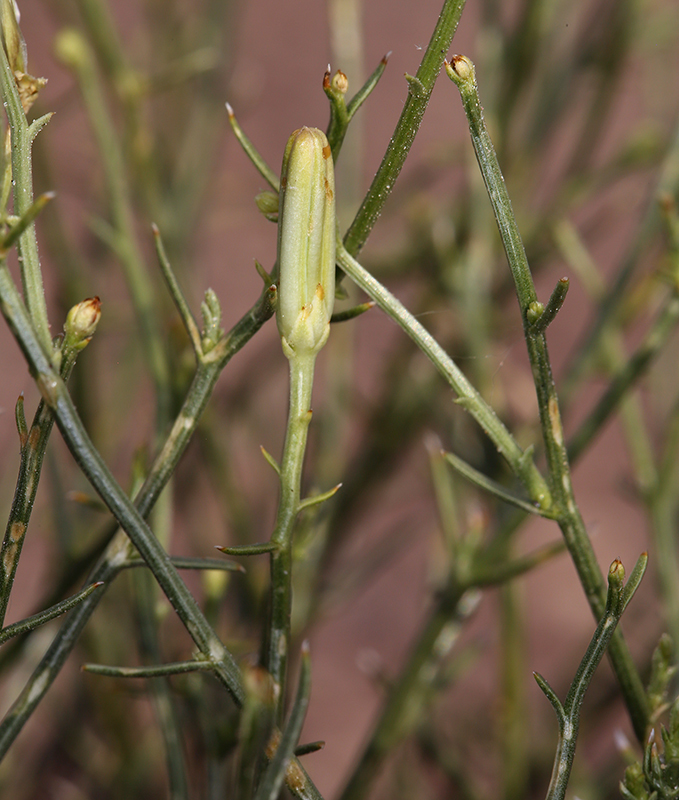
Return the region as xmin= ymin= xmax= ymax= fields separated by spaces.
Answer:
xmin=266 ymin=353 xmax=316 ymax=722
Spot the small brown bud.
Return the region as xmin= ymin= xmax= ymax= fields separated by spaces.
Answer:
xmin=331 ymin=69 xmax=348 ymax=95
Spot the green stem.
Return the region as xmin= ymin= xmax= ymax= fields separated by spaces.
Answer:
xmin=267 ymin=352 xmax=316 ymax=721
xmin=0 ymin=582 xmax=102 ymax=645
xmin=538 ymin=556 xmax=647 ymax=800
xmin=83 ymin=660 xmax=214 ymax=678
xmin=0 ymin=261 xmax=243 ymax=688
xmin=337 ymin=240 xmax=551 ymax=509
xmin=342 ymin=0 xmax=467 ymax=257
xmin=255 ymin=643 xmax=312 ymax=800
xmin=446 ymin=54 xmax=650 ymax=742
xmin=0 ymin=310 xmax=96 ymax=627
xmin=0 ymin=274 xmax=325 ymax=799
xmin=0 ymin=37 xmax=52 ymax=355
xmin=0 ymin=283 xmax=268 ymax=739
xmin=134 ymin=494 xmax=190 ymax=800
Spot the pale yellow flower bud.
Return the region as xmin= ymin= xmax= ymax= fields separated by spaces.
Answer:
xmin=276 ymin=127 xmax=336 ymax=359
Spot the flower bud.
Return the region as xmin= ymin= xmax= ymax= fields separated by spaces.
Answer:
xmin=526 ymin=301 xmax=544 ymax=324
xmin=331 ymin=69 xmax=348 ymax=95
xmin=255 ymin=190 xmax=279 ymax=221
xmin=2 ymin=0 xmax=47 ymax=112
xmin=1 ymin=0 xmax=26 ymax=74
xmin=64 ymin=296 xmax=101 ymax=352
xmin=444 ymin=54 xmax=475 ymax=85
xmin=276 ymin=127 xmax=336 ymax=359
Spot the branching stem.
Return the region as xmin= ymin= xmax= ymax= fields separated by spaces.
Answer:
xmin=445 ymin=54 xmax=650 ymax=741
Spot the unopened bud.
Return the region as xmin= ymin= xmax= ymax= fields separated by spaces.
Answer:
xmin=2 ymin=0 xmax=47 ymax=112
xmin=331 ymin=69 xmax=348 ymax=95
xmin=445 ymin=54 xmax=475 ymax=85
xmin=276 ymin=127 xmax=336 ymax=359
xmin=255 ymin=190 xmax=279 ymax=221
xmin=608 ymin=559 xmax=625 ymax=588
xmin=606 ymin=558 xmax=626 ymax=616
xmin=1 ymin=0 xmax=26 ymax=74
xmin=526 ymin=301 xmax=544 ymax=324
xmin=64 ymin=296 xmax=101 ymax=351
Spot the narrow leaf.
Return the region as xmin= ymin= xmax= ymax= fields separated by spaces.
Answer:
xmin=298 ymin=483 xmax=341 ymax=512
xmin=442 ymin=450 xmax=552 ymax=517
xmin=0 ymin=582 xmax=104 ymax=645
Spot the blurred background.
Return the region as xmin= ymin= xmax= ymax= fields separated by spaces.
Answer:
xmin=1 ymin=0 xmax=679 ymax=797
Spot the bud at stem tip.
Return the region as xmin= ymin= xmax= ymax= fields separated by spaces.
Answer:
xmin=276 ymin=127 xmax=336 ymax=359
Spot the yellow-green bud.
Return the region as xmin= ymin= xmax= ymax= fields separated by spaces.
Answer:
xmin=255 ymin=190 xmax=279 ymax=221
xmin=276 ymin=127 xmax=336 ymax=359
xmin=1 ymin=0 xmax=26 ymax=74
xmin=64 ymin=296 xmax=101 ymax=351
xmin=526 ymin=301 xmax=544 ymax=324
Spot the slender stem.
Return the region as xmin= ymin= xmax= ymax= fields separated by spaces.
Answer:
xmin=0 ymin=261 xmax=244 ymax=688
xmin=83 ymin=660 xmax=214 ymax=678
xmin=0 ymin=582 xmax=102 ymax=645
xmin=337 ymin=240 xmax=552 ymax=509
xmin=0 ymin=271 xmax=326 ymax=800
xmin=0 ymin=309 xmax=95 ymax=627
xmin=267 ymin=353 xmax=316 ymax=721
xmin=342 ymin=0 xmax=467 ymax=257
xmin=137 ymin=284 xmax=277 ymax=518
xmin=256 ymin=643 xmax=312 ymax=800
xmin=0 ymin=282 xmax=276 ymax=754
xmin=540 ymin=556 xmax=647 ymax=800
xmin=446 ymin=54 xmax=650 ymax=742
xmin=0 ymin=535 xmax=126 ymax=758
xmin=0 ymin=394 xmax=58 ymax=627
xmin=0 ymin=37 xmax=52 ymax=355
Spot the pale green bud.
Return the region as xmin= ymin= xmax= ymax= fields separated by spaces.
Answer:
xmin=200 ymin=288 xmax=223 ymax=353
xmin=1 ymin=0 xmax=26 ymax=74
xmin=526 ymin=301 xmax=544 ymax=324
xmin=63 ymin=296 xmax=101 ymax=352
xmin=276 ymin=127 xmax=336 ymax=359
xmin=255 ymin=190 xmax=279 ymax=221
